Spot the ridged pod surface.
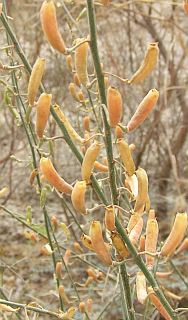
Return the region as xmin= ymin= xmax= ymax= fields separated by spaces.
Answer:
xmin=28 ymin=57 xmax=45 ymax=106
xmin=40 ymin=157 xmax=73 ymax=194
xmin=40 ymin=0 xmax=66 ymax=54
xmin=127 ymin=89 xmax=159 ymax=132
xmin=71 ymin=181 xmax=87 ymax=214
xmin=36 ymin=93 xmax=52 ymax=138
xmin=129 ymin=42 xmax=159 ymax=84
xmin=107 ymin=87 xmax=123 ymax=127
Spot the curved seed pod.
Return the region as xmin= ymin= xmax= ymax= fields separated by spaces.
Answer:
xmin=40 ymin=0 xmax=66 ymax=54
xmin=175 ymin=238 xmax=188 ymax=255
xmin=156 ymin=271 xmax=173 ymax=279
xmin=75 ymin=38 xmax=89 ymax=86
xmin=53 ymin=104 xmax=85 ymax=144
xmin=129 ymin=42 xmax=159 ymax=84
xmin=81 ymin=141 xmax=101 ymax=182
xmin=89 ymin=221 xmax=112 ymax=266
xmin=161 ymin=212 xmax=188 ymax=257
xmin=136 ymin=272 xmax=147 ymax=304
xmin=63 ymin=249 xmax=71 ymax=265
xmin=116 ymin=138 xmax=135 ymax=176
xmin=107 ymin=87 xmax=123 ymax=127
xmin=129 ymin=217 xmax=143 ymax=246
xmin=94 ymin=161 xmax=108 ymax=173
xmin=73 ymin=242 xmax=83 ymax=253
xmin=111 ymin=230 xmax=129 ymax=258
xmin=40 ymin=157 xmax=73 ymax=194
xmin=115 ymin=126 xmax=124 ymax=139
xmin=81 ymin=234 xmax=94 ymax=251
xmin=105 ymin=205 xmax=116 ymax=232
xmin=147 ymin=287 xmax=172 ymax=320
xmin=184 ymin=1 xmax=188 ymax=15
xmin=127 ymin=89 xmax=159 ymax=132
xmin=35 ymin=93 xmax=52 ymax=139
xmin=134 ymin=167 xmax=149 ymax=214
xmin=59 ymin=285 xmax=70 ymax=305
xmin=145 ymin=218 xmax=159 ymax=269
xmin=28 ymin=57 xmax=45 ymax=106
xmin=71 ymin=181 xmax=87 ymax=214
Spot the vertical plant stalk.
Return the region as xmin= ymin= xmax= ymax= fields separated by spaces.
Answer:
xmin=86 ymin=1 xmax=134 ymax=319
xmin=0 ymin=5 xmax=177 ymax=320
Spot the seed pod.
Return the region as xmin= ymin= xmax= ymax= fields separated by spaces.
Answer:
xmin=63 ymin=249 xmax=71 ymax=265
xmin=127 ymin=89 xmax=159 ymax=132
xmin=134 ymin=167 xmax=149 ymax=214
xmin=86 ymin=268 xmax=98 ymax=280
xmin=66 ymin=55 xmax=73 ymax=72
xmin=53 ymin=104 xmax=85 ymax=144
xmin=176 ymin=238 xmax=188 ymax=255
xmin=125 ymin=174 xmax=138 ymax=198
xmin=94 ymin=161 xmax=108 ymax=173
xmin=75 ymin=38 xmax=89 ymax=86
xmin=87 ymin=298 xmax=93 ymax=313
xmin=145 ymin=218 xmax=159 ymax=269
xmin=73 ymin=242 xmax=83 ymax=253
xmin=83 ymin=116 xmax=90 ymax=132
xmin=29 ymin=169 xmax=38 ymax=186
xmin=28 ymin=57 xmax=45 ymax=106
xmin=107 ymin=86 xmax=123 ymax=127
xmin=161 ymin=212 xmax=188 ymax=257
xmin=71 ymin=181 xmax=87 ymax=214
xmin=129 ymin=143 xmax=136 ymax=152
xmin=116 ymin=138 xmax=135 ymax=176
xmin=129 ymin=217 xmax=143 ymax=246
xmin=156 ymin=271 xmax=173 ymax=279
xmin=115 ymin=126 xmax=123 ymax=139
xmin=40 ymin=157 xmax=73 ymax=194
xmin=81 ymin=234 xmax=94 ymax=251
xmin=56 ymin=261 xmax=63 ymax=279
xmin=184 ymin=1 xmax=188 ymax=15
xmin=69 ymin=82 xmax=80 ymax=102
xmin=136 ymin=272 xmax=147 ymax=304
xmin=59 ymin=285 xmax=70 ymax=305
xmin=78 ymin=91 xmax=84 ymax=102
xmin=81 ymin=141 xmax=101 ymax=182
xmin=0 ymin=186 xmax=9 ymax=198
xmin=89 ymin=220 xmax=112 ymax=266
xmin=35 ymin=93 xmax=52 ymax=139
xmin=147 ymin=287 xmax=172 ymax=320
xmin=74 ymin=73 xmax=81 ymax=87
xmin=105 ymin=205 xmax=116 ymax=232
xmin=129 ymin=42 xmax=159 ymax=84
xmin=79 ymin=302 xmax=86 ymax=313
xmin=127 ymin=212 xmax=141 ymax=233
xmin=139 ymin=235 xmax=145 ymax=252
xmin=111 ymin=230 xmax=129 ymax=258
xmin=40 ymin=0 xmax=66 ymax=54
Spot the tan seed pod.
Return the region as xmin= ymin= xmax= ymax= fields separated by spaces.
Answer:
xmin=127 ymin=89 xmax=159 ymax=132
xmin=58 ymin=285 xmax=70 ymax=305
xmin=40 ymin=157 xmax=73 ymax=194
xmin=134 ymin=167 xmax=149 ymax=214
xmin=74 ymin=73 xmax=81 ymax=87
xmin=175 ymin=238 xmax=188 ymax=255
xmin=35 ymin=92 xmax=52 ymax=139
xmin=136 ymin=272 xmax=147 ymax=304
xmin=115 ymin=126 xmax=124 ymax=139
xmin=66 ymin=55 xmax=73 ymax=72
xmin=156 ymin=271 xmax=173 ymax=279
xmin=184 ymin=1 xmax=188 ymax=15
xmin=28 ymin=57 xmax=45 ymax=106
xmin=89 ymin=220 xmax=112 ymax=266
xmin=111 ymin=230 xmax=129 ymax=258
xmin=116 ymin=138 xmax=135 ymax=176
xmin=69 ymin=82 xmax=80 ymax=102
xmin=81 ymin=234 xmax=94 ymax=251
xmin=161 ymin=212 xmax=188 ymax=257
xmin=56 ymin=261 xmax=63 ymax=279
xmin=81 ymin=141 xmax=101 ymax=182
xmin=129 ymin=42 xmax=159 ymax=84
xmin=127 ymin=212 xmax=141 ymax=233
xmin=107 ymin=86 xmax=123 ymax=128
xmin=139 ymin=235 xmax=145 ymax=252
xmin=83 ymin=116 xmax=90 ymax=132
xmin=71 ymin=180 xmax=87 ymax=214
xmin=75 ymin=38 xmax=89 ymax=86
xmin=105 ymin=205 xmax=116 ymax=232
xmin=29 ymin=169 xmax=38 ymax=186
xmin=145 ymin=218 xmax=159 ymax=269
xmin=73 ymin=242 xmax=83 ymax=253
xmin=87 ymin=298 xmax=93 ymax=313
xmin=94 ymin=161 xmax=108 ymax=173
xmin=63 ymin=249 xmax=71 ymax=265
xmin=147 ymin=287 xmax=172 ymax=320
xmin=53 ymin=104 xmax=85 ymax=144
xmin=79 ymin=302 xmax=86 ymax=313
xmin=129 ymin=217 xmax=143 ymax=246
xmin=78 ymin=91 xmax=84 ymax=102
xmin=40 ymin=0 xmax=66 ymax=54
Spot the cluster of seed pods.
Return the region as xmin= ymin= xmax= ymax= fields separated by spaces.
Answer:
xmin=26 ymin=1 xmax=188 ymax=319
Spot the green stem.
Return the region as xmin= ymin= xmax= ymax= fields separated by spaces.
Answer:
xmin=120 ymin=264 xmax=135 ymax=320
